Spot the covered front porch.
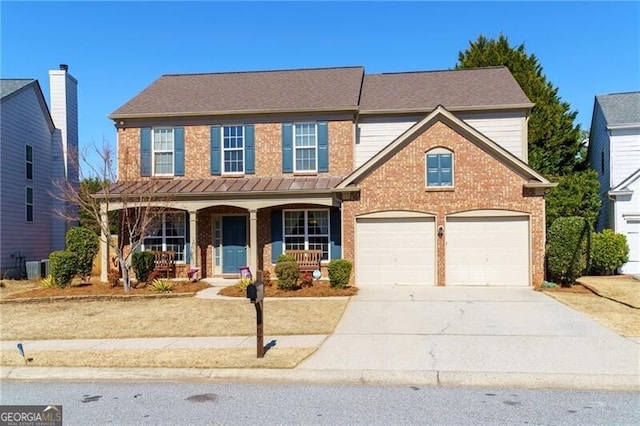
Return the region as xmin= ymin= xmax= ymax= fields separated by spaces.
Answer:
xmin=98 ymin=177 xmax=348 ymax=282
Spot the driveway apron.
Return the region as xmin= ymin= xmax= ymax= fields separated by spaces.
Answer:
xmin=297 ymin=286 xmax=640 ymax=377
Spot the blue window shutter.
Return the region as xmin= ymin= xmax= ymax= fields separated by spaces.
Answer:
xmin=140 ymin=128 xmax=152 ymax=176
xmin=271 ymin=209 xmax=283 ymax=263
xmin=210 ymin=126 xmax=221 ymax=175
xmin=185 ymin=212 xmax=190 ymax=263
xmin=282 ymin=123 xmax=293 ymax=173
xmin=330 ymin=208 xmax=341 ymax=260
xmin=244 ymin=124 xmax=255 ymax=174
xmin=317 ymin=121 xmax=328 ymax=172
xmin=174 ymin=127 xmax=185 ymax=176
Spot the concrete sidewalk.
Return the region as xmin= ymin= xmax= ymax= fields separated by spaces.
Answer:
xmin=1 ymin=286 xmax=639 ymax=390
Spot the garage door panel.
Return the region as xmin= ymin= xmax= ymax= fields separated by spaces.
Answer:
xmin=446 ymin=216 xmax=529 ymax=286
xmin=356 ymin=218 xmax=435 ymax=286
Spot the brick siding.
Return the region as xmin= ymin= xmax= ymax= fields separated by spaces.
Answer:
xmin=342 ymin=121 xmax=545 ymax=287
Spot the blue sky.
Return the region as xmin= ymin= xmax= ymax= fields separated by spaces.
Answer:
xmin=2 ymin=1 xmax=639 ymax=174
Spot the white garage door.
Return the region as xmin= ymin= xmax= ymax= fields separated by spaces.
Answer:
xmin=356 ymin=217 xmax=436 ymax=286
xmin=622 ymin=220 xmax=639 ymax=275
xmin=446 ymin=216 xmax=529 ymax=286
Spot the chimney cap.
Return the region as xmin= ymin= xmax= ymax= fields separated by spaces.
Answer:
xmin=59 ymin=64 xmax=68 ymax=71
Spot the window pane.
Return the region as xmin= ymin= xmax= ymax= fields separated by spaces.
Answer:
xmin=426 ymin=154 xmax=439 ymax=168
xmin=165 ymin=212 xmax=185 ymax=236
xmin=427 ymin=170 xmax=440 ymax=186
xmin=26 ymin=187 xmax=33 ymax=203
xmin=153 ymin=129 xmax=174 ymax=151
xmin=295 ymin=148 xmax=316 ymax=171
xmin=440 ymin=154 xmax=452 ymax=168
xmin=154 ymin=152 xmax=173 ymax=174
xmin=284 ymin=211 xmax=305 ymax=235
xmin=26 ymin=163 xmax=33 ymax=180
xmin=26 ymin=205 xmax=33 ymax=222
xmin=26 ymin=145 xmax=33 ymax=162
xmin=308 ymin=210 xmax=328 ymax=235
xmin=308 ymin=236 xmax=329 ymax=260
xmin=441 ymin=169 xmax=453 ymax=185
xmin=224 ymin=150 xmax=244 ymax=173
xmin=284 ymin=236 xmax=305 ymax=251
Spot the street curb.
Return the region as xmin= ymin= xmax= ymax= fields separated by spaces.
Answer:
xmin=2 ymin=367 xmax=638 ymax=391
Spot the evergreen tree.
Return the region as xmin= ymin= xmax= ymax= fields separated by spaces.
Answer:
xmin=456 ymin=34 xmax=584 ymax=176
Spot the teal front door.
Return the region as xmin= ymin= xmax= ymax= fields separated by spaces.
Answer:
xmin=222 ymin=216 xmax=247 ymax=274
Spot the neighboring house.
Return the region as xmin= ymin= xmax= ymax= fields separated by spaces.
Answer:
xmin=588 ymin=92 xmax=640 ymax=275
xmin=0 ymin=65 xmax=78 ymax=277
xmin=101 ymin=66 xmax=553 ymax=287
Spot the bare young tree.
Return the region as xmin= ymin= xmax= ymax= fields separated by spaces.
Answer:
xmin=53 ymin=140 xmax=170 ymax=292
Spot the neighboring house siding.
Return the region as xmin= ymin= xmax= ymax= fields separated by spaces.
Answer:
xmin=613 ymin=177 xmax=640 ymax=274
xmin=589 ymin=104 xmax=611 ymax=231
xmin=610 ymin=128 xmax=640 ymax=187
xmin=355 ymin=111 xmax=527 ymax=168
xmin=342 ymin=121 xmax=545 ymax=286
xmin=118 ymin=120 xmax=354 ymax=180
xmin=0 ymin=87 xmax=55 ymax=273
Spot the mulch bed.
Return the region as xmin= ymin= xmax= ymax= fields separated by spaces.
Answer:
xmin=218 ymin=281 xmax=358 ymax=298
xmin=538 ymin=283 xmax=593 ymax=294
xmin=3 ymin=280 xmax=210 ymax=300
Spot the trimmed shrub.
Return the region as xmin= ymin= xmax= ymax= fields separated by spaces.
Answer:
xmin=277 ymin=253 xmax=296 ymax=263
xmin=328 ymin=259 xmax=352 ymax=289
xmin=274 ymin=261 xmax=300 ymax=290
xmin=132 ymin=251 xmax=156 ymax=283
xmin=65 ymin=227 xmax=99 ymax=282
xmin=546 ymin=216 xmax=590 ymax=287
xmin=590 ymin=229 xmax=629 ymax=275
xmin=49 ymin=250 xmax=78 ymax=288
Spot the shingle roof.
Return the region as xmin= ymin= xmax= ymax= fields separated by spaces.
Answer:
xmin=101 ymin=176 xmax=346 ymax=198
xmin=110 ymin=67 xmax=365 ymax=118
xmin=596 ymin=92 xmax=640 ymax=126
xmin=360 ymin=67 xmax=532 ymax=112
xmin=0 ymin=79 xmax=35 ymax=100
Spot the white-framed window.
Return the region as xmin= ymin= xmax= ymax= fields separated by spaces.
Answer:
xmin=426 ymin=148 xmax=454 ymax=187
xmin=283 ymin=209 xmax=330 ymax=260
xmin=152 ymin=128 xmax=174 ymax=176
xmin=26 ymin=145 xmax=33 ymax=180
xmin=143 ymin=212 xmax=186 ymax=262
xmin=26 ymin=187 xmax=33 ymax=222
xmin=222 ymin=125 xmax=244 ymax=174
xmin=294 ymin=123 xmax=317 ymax=172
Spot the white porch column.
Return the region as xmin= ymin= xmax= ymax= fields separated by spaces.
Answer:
xmin=189 ymin=211 xmax=197 ymax=267
xmin=249 ymin=209 xmax=258 ymax=277
xmin=100 ymin=205 xmax=109 ymax=283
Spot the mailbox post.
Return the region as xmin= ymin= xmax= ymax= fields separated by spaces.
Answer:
xmin=246 ymin=280 xmax=264 ymax=358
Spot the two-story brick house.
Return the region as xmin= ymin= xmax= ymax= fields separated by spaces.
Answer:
xmin=102 ymin=66 xmax=553 ymax=287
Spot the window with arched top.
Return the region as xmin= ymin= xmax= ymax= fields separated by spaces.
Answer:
xmin=425 ymin=148 xmax=453 ymax=187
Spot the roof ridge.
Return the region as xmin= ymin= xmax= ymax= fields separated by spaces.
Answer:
xmin=0 ymin=78 xmax=35 ymax=82
xmin=371 ymin=66 xmax=507 ymax=76
xmin=162 ymin=66 xmax=364 ymax=77
xmin=597 ymin=91 xmax=640 ymax=97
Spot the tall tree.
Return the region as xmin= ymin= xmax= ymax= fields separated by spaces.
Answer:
xmin=456 ymin=34 xmax=584 ymax=176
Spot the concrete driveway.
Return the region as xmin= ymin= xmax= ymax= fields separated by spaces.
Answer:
xmin=298 ymin=286 xmax=639 ymax=387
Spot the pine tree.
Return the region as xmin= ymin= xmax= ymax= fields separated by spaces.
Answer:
xmin=456 ymin=34 xmax=584 ymax=176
